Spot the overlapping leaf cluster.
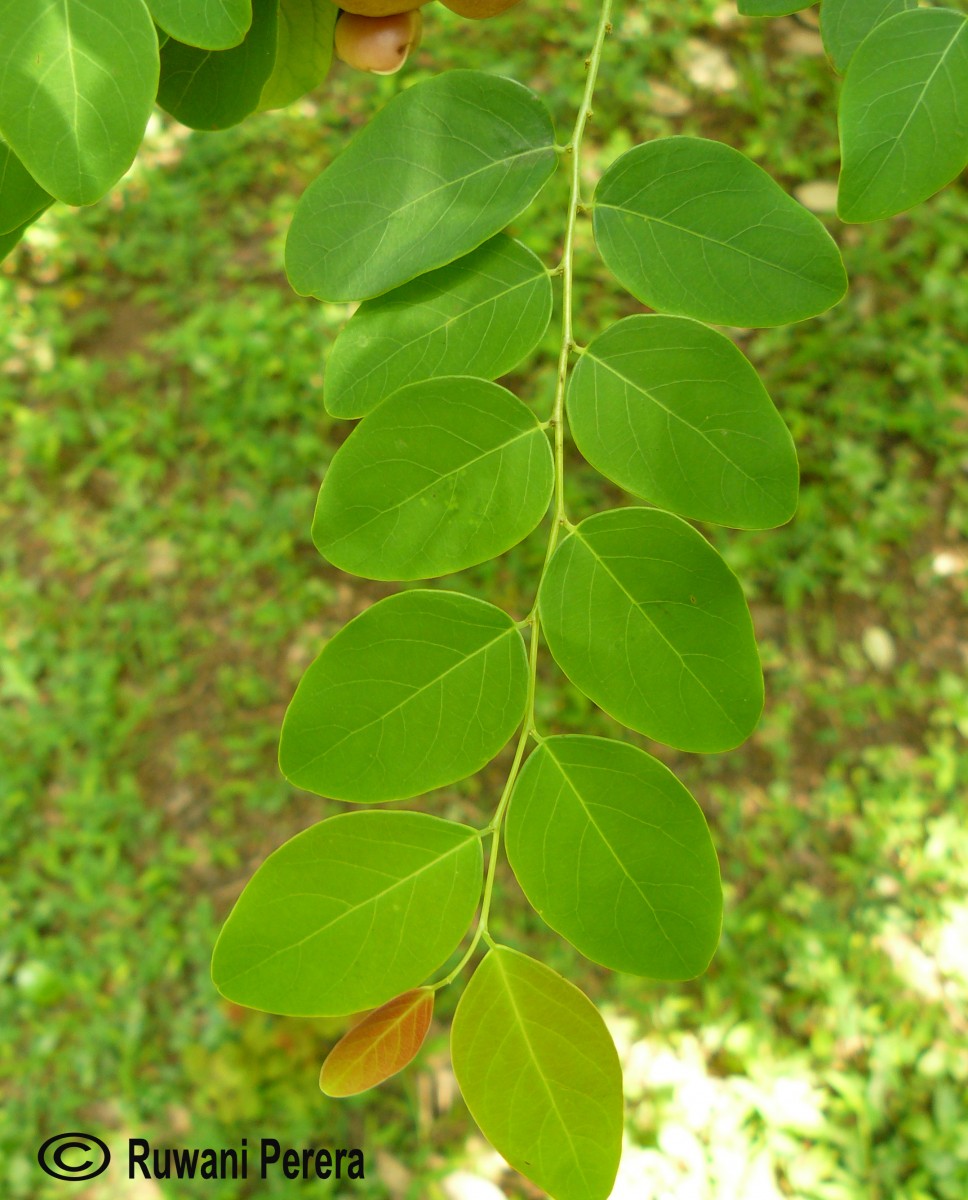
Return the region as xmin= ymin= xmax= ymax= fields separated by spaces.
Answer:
xmin=208 ymin=41 xmax=842 ymax=1199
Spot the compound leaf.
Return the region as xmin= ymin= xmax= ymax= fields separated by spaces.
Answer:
xmin=147 ymin=0 xmax=252 ymax=49
xmin=838 ymin=8 xmax=968 ymax=223
xmin=320 ymin=988 xmax=434 ymax=1097
xmin=212 ymin=811 xmax=482 ymax=1016
xmin=451 ymin=947 xmax=623 ymax=1200
xmin=539 ymin=508 xmax=763 ymax=753
xmin=0 ymin=0 xmax=159 ymax=206
xmin=567 ymin=314 xmax=798 ymax=529
xmin=157 ymin=0 xmax=277 ymax=130
xmin=820 ymin=0 xmax=915 ymax=74
xmin=506 ymin=736 xmax=722 ymax=980
xmin=593 ymin=136 xmax=847 ymax=327
xmin=286 ymin=70 xmax=557 ymax=302
xmin=279 ymin=589 xmax=528 ymax=801
xmin=313 ymin=377 xmax=554 ymax=580
xmin=325 ymin=235 xmax=553 ymax=419
xmin=0 ymin=140 xmax=52 ymax=235
xmin=259 ymin=0 xmax=336 ymax=111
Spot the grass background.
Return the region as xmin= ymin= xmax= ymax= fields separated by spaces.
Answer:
xmin=2 ymin=1 xmax=967 ymax=1197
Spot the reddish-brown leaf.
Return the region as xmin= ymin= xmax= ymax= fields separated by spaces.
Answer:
xmin=319 ymin=988 xmax=434 ymax=1097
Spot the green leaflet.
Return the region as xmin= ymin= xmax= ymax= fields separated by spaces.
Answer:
xmin=0 ymin=215 xmax=35 ymax=263
xmin=0 ymin=0 xmax=159 ymax=206
xmin=0 ymin=141 xmax=52 ymax=236
xmin=157 ymin=0 xmax=278 ymax=131
xmin=147 ymin=0 xmax=252 ymax=50
xmin=212 ymin=811 xmax=483 ymax=1016
xmin=838 ymin=8 xmax=968 ymax=223
xmin=738 ymin=0 xmax=814 ymax=14
xmin=592 ymin=137 xmax=847 ymax=328
xmin=567 ymin=315 xmax=798 ymax=530
xmin=505 ymin=736 xmax=722 ymax=980
xmin=258 ymin=0 xmax=336 ymax=111
xmin=539 ymin=508 xmax=763 ymax=753
xmin=324 ymin=236 xmax=553 ymax=419
xmin=286 ymin=70 xmax=558 ymax=302
xmin=451 ymin=947 xmax=623 ymax=1200
xmin=279 ymin=590 xmax=528 ymax=802
xmin=314 ymin=377 xmax=554 ymax=581
xmin=820 ymin=0 xmax=915 ymax=74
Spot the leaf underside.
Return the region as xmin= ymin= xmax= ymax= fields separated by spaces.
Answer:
xmin=506 ymin=735 xmax=723 ymax=979
xmin=539 ymin=507 xmax=764 ymax=753
xmin=451 ymin=947 xmax=624 ymax=1200
xmin=212 ymin=811 xmax=483 ymax=1016
xmin=279 ymin=589 xmax=529 ymax=802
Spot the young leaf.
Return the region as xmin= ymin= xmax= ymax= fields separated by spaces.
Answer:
xmin=0 ymin=0 xmax=159 ymax=206
xmin=157 ymin=0 xmax=278 ymax=131
xmin=286 ymin=70 xmax=557 ymax=302
xmin=451 ymin=947 xmax=623 ymax=1200
xmin=505 ymin=736 xmax=722 ymax=980
xmin=0 ymin=141 xmax=52 ymax=236
xmin=837 ymin=8 xmax=968 ymax=223
xmin=539 ymin=508 xmax=763 ymax=753
xmin=592 ymin=136 xmax=847 ymax=327
xmin=324 ymin=236 xmax=553 ymax=419
xmin=147 ymin=0 xmax=253 ymax=50
xmin=567 ymin=314 xmax=798 ymax=530
xmin=279 ymin=590 xmax=528 ymax=801
xmin=820 ymin=0 xmax=915 ymax=75
xmin=320 ymin=988 xmax=434 ymax=1097
xmin=258 ymin=0 xmax=336 ymax=111
xmin=212 ymin=811 xmax=482 ymax=1016
xmin=738 ymin=0 xmax=813 ymax=14
xmin=313 ymin=377 xmax=554 ymax=580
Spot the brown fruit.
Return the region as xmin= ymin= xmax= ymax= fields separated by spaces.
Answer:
xmin=440 ymin=0 xmax=523 ymax=17
xmin=335 ymin=11 xmax=423 ymax=75
xmin=333 ymin=0 xmax=425 ymax=15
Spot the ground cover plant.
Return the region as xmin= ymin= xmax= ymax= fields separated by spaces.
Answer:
xmin=1 ymin=2 xmax=968 ymax=1200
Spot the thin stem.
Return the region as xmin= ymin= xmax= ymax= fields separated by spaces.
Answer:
xmin=432 ymin=0 xmax=613 ymax=993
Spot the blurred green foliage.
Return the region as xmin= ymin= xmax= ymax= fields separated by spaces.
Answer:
xmin=1 ymin=1 xmax=966 ymax=1197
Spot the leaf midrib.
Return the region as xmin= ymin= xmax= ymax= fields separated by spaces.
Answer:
xmin=569 ymin=526 xmax=744 ymax=734
xmin=218 ymin=838 xmax=474 ymax=986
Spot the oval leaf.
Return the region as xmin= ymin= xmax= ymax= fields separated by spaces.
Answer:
xmin=213 ymin=812 xmax=482 ymax=1016
xmin=820 ymin=0 xmax=915 ymax=75
xmin=259 ymin=0 xmax=336 ymax=111
xmin=506 ymin=736 xmax=722 ymax=980
xmin=157 ymin=0 xmax=277 ymax=131
xmin=286 ymin=70 xmax=557 ymax=302
xmin=0 ymin=0 xmax=159 ymax=206
xmin=0 ymin=215 xmax=36 ymax=264
xmin=279 ymin=589 xmax=528 ymax=801
xmin=0 ymin=141 xmax=52 ymax=236
xmin=313 ymin=377 xmax=554 ymax=580
xmin=451 ymin=947 xmax=623 ymax=1200
xmin=593 ymin=137 xmax=847 ymax=328
xmin=838 ymin=8 xmax=968 ymax=223
xmin=539 ymin=508 xmax=763 ymax=753
xmin=320 ymin=988 xmax=434 ymax=1097
xmin=567 ymin=314 xmax=798 ymax=529
xmin=147 ymin=0 xmax=253 ymax=50
xmin=325 ymin=236 xmax=553 ymax=419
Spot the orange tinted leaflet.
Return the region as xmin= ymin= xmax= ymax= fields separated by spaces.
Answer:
xmin=320 ymin=988 xmax=434 ymax=1097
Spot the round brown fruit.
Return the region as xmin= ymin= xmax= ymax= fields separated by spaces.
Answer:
xmin=332 ymin=0 xmax=425 ymax=15
xmin=440 ymin=0 xmax=523 ymax=17
xmin=335 ymin=11 xmax=423 ymax=75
